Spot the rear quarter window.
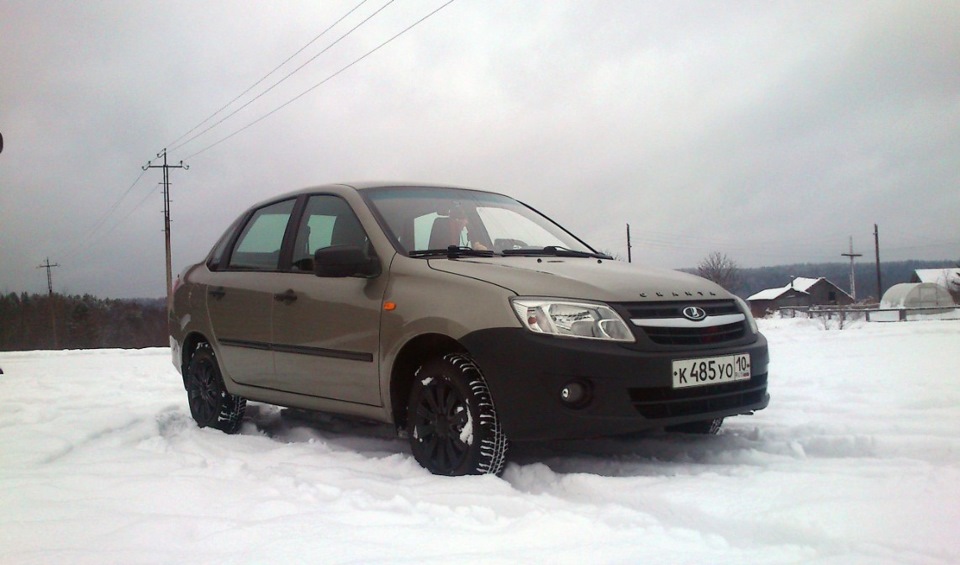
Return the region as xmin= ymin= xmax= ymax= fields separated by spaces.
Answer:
xmin=207 ymin=216 xmax=244 ymax=271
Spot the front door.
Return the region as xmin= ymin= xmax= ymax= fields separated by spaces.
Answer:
xmin=271 ymin=194 xmax=385 ymax=406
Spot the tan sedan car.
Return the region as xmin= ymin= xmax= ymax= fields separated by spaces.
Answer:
xmin=170 ymin=183 xmax=769 ymax=475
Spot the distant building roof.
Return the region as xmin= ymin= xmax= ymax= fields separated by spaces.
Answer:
xmin=747 ymin=287 xmax=786 ymax=301
xmin=911 ymin=268 xmax=960 ymax=288
xmin=747 ymin=277 xmax=848 ymax=302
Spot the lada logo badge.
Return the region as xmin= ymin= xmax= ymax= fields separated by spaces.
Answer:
xmin=682 ymin=306 xmax=707 ymax=321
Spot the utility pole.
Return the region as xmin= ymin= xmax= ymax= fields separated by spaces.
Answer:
xmin=36 ymin=258 xmax=60 ymax=349
xmin=841 ymin=237 xmax=863 ymax=301
xmin=143 ymin=149 xmax=188 ymax=311
xmin=626 ymin=223 xmax=633 ymax=263
xmin=874 ymin=224 xmax=882 ymax=301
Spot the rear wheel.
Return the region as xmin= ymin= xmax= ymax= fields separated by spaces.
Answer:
xmin=185 ymin=342 xmax=246 ymax=434
xmin=407 ymin=353 xmax=509 ymax=476
xmin=666 ymin=417 xmax=724 ymax=434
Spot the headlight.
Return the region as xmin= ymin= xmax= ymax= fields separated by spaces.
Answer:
xmin=510 ymin=298 xmax=634 ymax=342
xmin=734 ymin=296 xmax=759 ymax=334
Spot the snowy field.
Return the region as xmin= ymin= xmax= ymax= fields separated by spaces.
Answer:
xmin=2 ymin=318 xmax=959 ymax=564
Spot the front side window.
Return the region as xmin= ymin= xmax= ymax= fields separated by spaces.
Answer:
xmin=227 ymin=199 xmax=295 ymax=270
xmin=291 ymin=195 xmax=369 ymax=271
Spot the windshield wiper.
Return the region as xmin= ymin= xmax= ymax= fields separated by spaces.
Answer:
xmin=501 ymin=246 xmax=611 ymax=259
xmin=409 ymin=246 xmax=497 ymax=259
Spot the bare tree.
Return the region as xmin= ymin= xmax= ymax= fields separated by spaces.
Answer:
xmin=697 ymin=251 xmax=743 ymax=292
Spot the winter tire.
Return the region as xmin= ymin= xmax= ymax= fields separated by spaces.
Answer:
xmin=407 ymin=353 xmax=509 ymax=476
xmin=666 ymin=417 xmax=724 ymax=435
xmin=185 ymin=342 xmax=246 ymax=434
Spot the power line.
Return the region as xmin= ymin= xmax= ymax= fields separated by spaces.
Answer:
xmin=184 ymin=0 xmax=458 ymax=160
xmin=882 ymin=239 xmax=959 ymax=252
xmin=64 ymin=177 xmax=161 ymax=268
xmin=75 ymin=180 xmax=160 ymax=256
xmin=42 ymin=0 xmax=454 ymax=291
xmin=170 ymin=0 xmax=397 ymax=155
xmin=62 ymin=169 xmax=149 ymax=259
xmin=627 ymin=225 xmax=863 ymax=249
xmin=165 ymin=0 xmax=371 ymax=150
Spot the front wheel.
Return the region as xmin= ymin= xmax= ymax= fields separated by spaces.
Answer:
xmin=407 ymin=353 xmax=509 ymax=476
xmin=185 ymin=342 xmax=246 ymax=434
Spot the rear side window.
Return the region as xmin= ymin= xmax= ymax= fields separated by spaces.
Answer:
xmin=207 ymin=216 xmax=243 ymax=271
xmin=227 ymin=199 xmax=295 ymax=270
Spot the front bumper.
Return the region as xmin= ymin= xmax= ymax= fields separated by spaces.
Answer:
xmin=460 ymin=328 xmax=769 ymax=441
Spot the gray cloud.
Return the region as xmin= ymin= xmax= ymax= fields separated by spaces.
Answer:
xmin=1 ymin=0 xmax=958 ymax=298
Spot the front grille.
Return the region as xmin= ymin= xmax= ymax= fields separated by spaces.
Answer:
xmin=642 ymin=322 xmax=745 ymax=346
xmin=628 ymin=373 xmax=768 ymax=419
xmin=619 ymin=300 xmax=747 ymax=346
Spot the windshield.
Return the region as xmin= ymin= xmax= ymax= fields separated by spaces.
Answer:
xmin=363 ymin=186 xmax=596 ymax=256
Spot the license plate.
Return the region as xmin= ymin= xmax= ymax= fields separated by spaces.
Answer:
xmin=672 ymin=353 xmax=751 ymax=389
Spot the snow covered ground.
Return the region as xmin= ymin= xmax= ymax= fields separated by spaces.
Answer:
xmin=2 ymin=318 xmax=959 ymax=564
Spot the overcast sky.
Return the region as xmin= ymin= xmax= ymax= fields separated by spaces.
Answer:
xmin=1 ymin=0 xmax=958 ymax=298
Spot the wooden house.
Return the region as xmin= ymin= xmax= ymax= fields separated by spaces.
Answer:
xmin=747 ymin=277 xmax=854 ymax=317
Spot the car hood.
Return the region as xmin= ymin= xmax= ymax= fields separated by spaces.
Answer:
xmin=427 ymin=256 xmax=731 ymax=302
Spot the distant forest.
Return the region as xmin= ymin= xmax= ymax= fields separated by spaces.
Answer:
xmin=0 ymin=294 xmax=166 ymax=351
xmin=0 ymin=259 xmax=954 ymax=351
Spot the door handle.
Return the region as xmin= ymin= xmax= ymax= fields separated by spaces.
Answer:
xmin=208 ymin=286 xmax=226 ymax=300
xmin=273 ymin=289 xmax=298 ymax=304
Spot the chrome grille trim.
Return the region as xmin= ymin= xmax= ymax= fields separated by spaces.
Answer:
xmin=631 ymin=313 xmax=745 ymax=328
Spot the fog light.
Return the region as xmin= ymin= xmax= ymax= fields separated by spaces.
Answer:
xmin=560 ymin=381 xmax=590 ymax=408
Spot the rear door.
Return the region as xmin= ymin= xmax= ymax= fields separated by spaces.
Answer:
xmin=271 ymin=194 xmax=386 ymax=406
xmin=206 ymin=198 xmax=296 ymax=388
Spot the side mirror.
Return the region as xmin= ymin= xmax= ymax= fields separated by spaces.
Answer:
xmin=314 ymin=245 xmax=380 ymax=278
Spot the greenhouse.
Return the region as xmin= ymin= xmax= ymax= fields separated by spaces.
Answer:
xmin=880 ymin=282 xmax=956 ymax=310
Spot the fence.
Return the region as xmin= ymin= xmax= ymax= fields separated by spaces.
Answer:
xmin=778 ymin=305 xmax=960 ymax=323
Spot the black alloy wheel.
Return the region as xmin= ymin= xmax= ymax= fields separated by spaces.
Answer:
xmin=407 ymin=353 xmax=508 ymax=476
xmin=185 ymin=342 xmax=246 ymax=434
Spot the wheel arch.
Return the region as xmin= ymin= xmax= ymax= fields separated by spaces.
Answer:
xmin=389 ymin=333 xmax=466 ymax=431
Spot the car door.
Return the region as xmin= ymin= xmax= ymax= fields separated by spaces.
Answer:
xmin=271 ymin=194 xmax=386 ymax=406
xmin=206 ymin=198 xmax=296 ymax=388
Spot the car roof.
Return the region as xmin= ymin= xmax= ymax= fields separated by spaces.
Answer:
xmin=255 ymin=182 xmax=509 ymax=208
xmin=345 ymin=181 xmax=474 ymax=191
